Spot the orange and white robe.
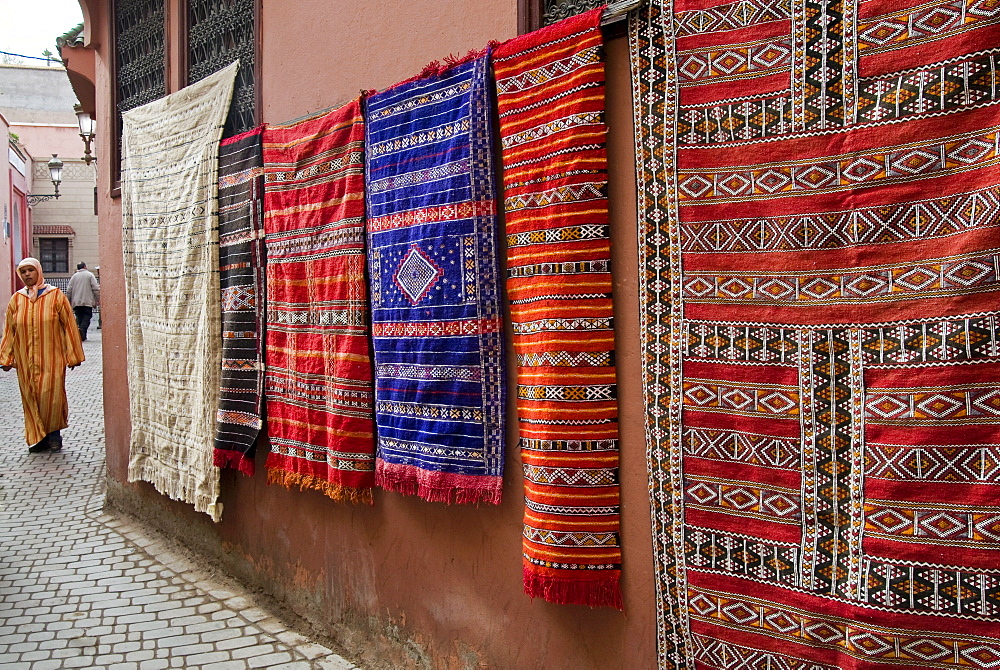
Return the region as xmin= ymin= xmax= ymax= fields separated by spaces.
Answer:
xmin=0 ymin=287 xmax=85 ymax=445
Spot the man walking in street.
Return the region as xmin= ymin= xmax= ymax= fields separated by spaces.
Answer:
xmin=66 ymin=261 xmax=100 ymax=341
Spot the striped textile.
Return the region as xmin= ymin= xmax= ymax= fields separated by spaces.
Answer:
xmin=213 ymin=126 xmax=266 ymax=476
xmin=494 ymin=8 xmax=623 ymax=609
xmin=0 ymin=287 xmax=84 ymax=446
xmin=365 ymin=54 xmax=506 ymax=505
xmin=121 ymin=61 xmax=238 ymax=522
xmin=262 ymin=100 xmax=376 ymax=503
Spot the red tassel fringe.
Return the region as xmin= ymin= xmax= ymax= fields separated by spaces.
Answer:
xmin=213 ymin=449 xmax=255 ymax=477
xmin=376 ymin=460 xmax=502 ymax=505
xmin=524 ymin=567 xmax=623 ymax=610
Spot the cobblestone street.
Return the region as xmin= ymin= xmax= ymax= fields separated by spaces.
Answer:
xmin=0 ymin=327 xmax=360 ymax=669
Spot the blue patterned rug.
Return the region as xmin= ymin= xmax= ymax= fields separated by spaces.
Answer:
xmin=365 ymin=52 xmax=506 ymax=504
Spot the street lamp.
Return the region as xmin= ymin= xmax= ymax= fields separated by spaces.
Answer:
xmin=74 ymin=104 xmax=96 ymax=165
xmin=26 ymin=155 xmax=64 ymax=206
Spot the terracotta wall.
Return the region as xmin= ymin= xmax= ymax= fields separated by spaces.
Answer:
xmin=1 ymin=112 xmax=12 ymax=301
xmin=87 ymin=0 xmax=655 ymax=666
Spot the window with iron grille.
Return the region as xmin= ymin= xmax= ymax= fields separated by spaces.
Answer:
xmin=186 ymin=0 xmax=258 ymax=137
xmin=113 ymin=0 xmax=166 ymax=188
xmin=114 ymin=0 xmax=166 ymax=133
xmin=517 ymin=0 xmax=628 ymax=36
xmin=543 ymin=0 xmax=608 ymax=24
xmin=39 ymin=238 xmax=70 ymax=274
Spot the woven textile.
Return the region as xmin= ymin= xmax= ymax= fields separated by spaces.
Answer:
xmin=121 ymin=61 xmax=238 ymax=522
xmin=365 ymin=55 xmax=506 ymax=505
xmin=213 ymin=125 xmax=266 ymax=476
xmin=262 ymin=100 xmax=376 ymax=503
xmin=632 ymin=0 xmax=1000 ymax=667
xmin=494 ymin=9 xmax=622 ymax=609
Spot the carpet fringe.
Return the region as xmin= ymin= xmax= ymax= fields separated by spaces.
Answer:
xmin=376 ymin=461 xmax=502 ymax=505
xmin=213 ymin=449 xmax=255 ymax=477
xmin=266 ymin=468 xmax=374 ymax=505
xmin=128 ymin=460 xmax=223 ymax=522
xmin=523 ymin=567 xmax=623 ymax=610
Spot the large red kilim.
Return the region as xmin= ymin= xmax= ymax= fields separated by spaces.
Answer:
xmin=262 ymin=100 xmax=375 ymax=503
xmin=632 ymin=0 xmax=1000 ymax=666
xmin=494 ymin=8 xmax=622 ymax=609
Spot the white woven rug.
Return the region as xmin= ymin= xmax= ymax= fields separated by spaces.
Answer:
xmin=121 ymin=62 xmax=238 ymax=521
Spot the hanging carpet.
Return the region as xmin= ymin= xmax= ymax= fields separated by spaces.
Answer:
xmin=213 ymin=125 xmax=266 ymax=476
xmin=262 ymin=100 xmax=376 ymax=503
xmin=631 ymin=0 xmax=1000 ymax=666
xmin=121 ymin=61 xmax=238 ymax=522
xmin=365 ymin=53 xmax=506 ymax=505
xmin=494 ymin=8 xmax=623 ymax=609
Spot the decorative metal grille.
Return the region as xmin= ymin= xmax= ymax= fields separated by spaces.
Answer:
xmin=543 ymin=0 xmax=606 ymax=24
xmin=187 ymin=0 xmax=257 ymax=137
xmin=115 ymin=0 xmax=166 ymax=116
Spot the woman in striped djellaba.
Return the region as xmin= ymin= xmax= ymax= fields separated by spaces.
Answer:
xmin=0 ymin=258 xmax=84 ymax=452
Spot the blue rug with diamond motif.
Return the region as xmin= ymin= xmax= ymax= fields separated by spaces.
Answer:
xmin=364 ymin=51 xmax=506 ymax=505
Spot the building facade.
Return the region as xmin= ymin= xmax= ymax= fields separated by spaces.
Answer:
xmin=61 ymin=2 xmax=651 ymax=668
xmin=2 ymin=112 xmax=29 ymax=301
xmin=0 ymin=64 xmax=99 ymax=292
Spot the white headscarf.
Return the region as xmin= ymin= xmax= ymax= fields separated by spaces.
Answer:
xmin=17 ymin=257 xmax=51 ymax=302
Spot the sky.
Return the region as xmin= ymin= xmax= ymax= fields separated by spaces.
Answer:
xmin=0 ymin=0 xmax=84 ymax=64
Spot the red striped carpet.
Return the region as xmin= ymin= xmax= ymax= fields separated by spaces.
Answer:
xmin=262 ymin=100 xmax=376 ymax=503
xmin=494 ymin=8 xmax=622 ymax=609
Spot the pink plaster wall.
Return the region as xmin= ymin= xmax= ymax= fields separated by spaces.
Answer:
xmin=261 ymin=0 xmax=518 ymax=123
xmin=1 ymin=113 xmax=12 ymax=301
xmin=10 ymin=124 xmax=83 ymax=164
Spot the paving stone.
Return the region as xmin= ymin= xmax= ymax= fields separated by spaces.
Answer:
xmin=95 ymin=653 xmax=127 ymax=664
xmin=231 ymin=642 xmax=277 ymax=659
xmin=297 ymin=641 xmax=339 ymax=660
xmin=216 ymin=634 xmax=261 ymax=651
xmin=113 ymin=641 xmax=142 ymax=654
xmin=196 ymin=661 xmax=247 ymax=670
xmin=315 ymin=659 xmax=360 ymax=670
xmin=0 ymin=331 xmax=362 ymax=669
xmin=186 ymin=649 xmax=232 ymax=664
xmin=185 ymin=619 xmax=228 ymax=635
xmin=28 ymin=660 xmax=63 ymax=670
xmin=201 ymin=626 xmax=242 ymax=643
xmin=171 ymin=642 xmax=215 ymax=656
xmin=247 ymin=651 xmax=294 ymax=667
xmin=125 ymin=649 xmax=155 ymax=662
xmin=20 ymin=649 xmax=54 ymax=662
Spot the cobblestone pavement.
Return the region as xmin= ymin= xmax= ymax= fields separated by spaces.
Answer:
xmin=0 ymin=327 xmax=359 ymax=669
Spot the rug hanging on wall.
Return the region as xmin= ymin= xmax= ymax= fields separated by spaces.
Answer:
xmin=631 ymin=0 xmax=1000 ymax=666
xmin=494 ymin=8 xmax=622 ymax=609
xmin=262 ymin=100 xmax=376 ymax=503
xmin=365 ymin=52 xmax=506 ymax=505
xmin=213 ymin=125 xmax=266 ymax=476
xmin=121 ymin=61 xmax=239 ymax=522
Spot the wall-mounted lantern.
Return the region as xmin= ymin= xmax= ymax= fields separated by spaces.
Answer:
xmin=75 ymin=104 xmax=96 ymax=166
xmin=26 ymin=155 xmax=64 ymax=206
